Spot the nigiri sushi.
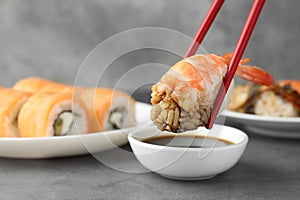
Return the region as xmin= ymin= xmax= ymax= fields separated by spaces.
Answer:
xmin=18 ymin=92 xmax=90 ymax=137
xmin=0 ymin=89 xmax=31 ymax=137
xmin=80 ymin=88 xmax=136 ymax=132
xmin=151 ymin=53 xmax=274 ymax=132
xmin=229 ymin=81 xmax=300 ymax=117
xmin=278 ymin=80 xmax=300 ymax=95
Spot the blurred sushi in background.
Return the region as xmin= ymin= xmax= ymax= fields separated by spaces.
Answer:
xmin=0 ymin=89 xmax=32 ymax=137
xmin=228 ymin=80 xmax=300 ymax=117
xmin=0 ymin=77 xmax=137 ymax=138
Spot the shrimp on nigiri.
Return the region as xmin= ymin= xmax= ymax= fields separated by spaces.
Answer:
xmin=151 ymin=53 xmax=274 ymax=133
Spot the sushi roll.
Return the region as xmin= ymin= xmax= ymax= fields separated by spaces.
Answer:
xmin=18 ymin=92 xmax=90 ymax=137
xmin=80 ymin=88 xmax=136 ymax=132
xmin=14 ymin=77 xmax=137 ymax=133
xmin=14 ymin=77 xmax=87 ymax=96
xmin=0 ymin=89 xmax=32 ymax=137
xmin=228 ymin=82 xmax=300 ymax=117
xmin=151 ymin=53 xmax=274 ymax=132
xmin=14 ymin=77 xmax=70 ymax=93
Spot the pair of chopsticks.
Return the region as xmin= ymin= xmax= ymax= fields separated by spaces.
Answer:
xmin=184 ymin=0 xmax=266 ymax=129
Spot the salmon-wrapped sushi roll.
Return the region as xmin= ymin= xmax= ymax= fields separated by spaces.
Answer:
xmin=0 ymin=89 xmax=31 ymax=137
xmin=80 ymin=88 xmax=136 ymax=132
xmin=18 ymin=92 xmax=89 ymax=137
xmin=14 ymin=77 xmax=70 ymax=93
xmin=151 ymin=53 xmax=274 ymax=132
xmin=14 ymin=77 xmax=86 ymax=96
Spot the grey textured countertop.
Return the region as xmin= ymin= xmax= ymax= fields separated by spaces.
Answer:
xmin=0 ymin=100 xmax=299 ymax=200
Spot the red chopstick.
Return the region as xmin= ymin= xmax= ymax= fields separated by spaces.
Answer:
xmin=206 ymin=0 xmax=266 ymax=129
xmin=185 ymin=0 xmax=225 ymax=58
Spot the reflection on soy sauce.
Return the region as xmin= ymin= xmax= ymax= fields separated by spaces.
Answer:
xmin=142 ymin=135 xmax=234 ymax=148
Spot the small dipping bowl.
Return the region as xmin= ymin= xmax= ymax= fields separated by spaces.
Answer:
xmin=128 ymin=124 xmax=248 ymax=180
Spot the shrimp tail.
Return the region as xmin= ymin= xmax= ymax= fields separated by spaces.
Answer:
xmin=222 ymin=53 xmax=274 ymax=86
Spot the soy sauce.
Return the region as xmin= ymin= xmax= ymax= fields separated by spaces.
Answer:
xmin=142 ymin=135 xmax=234 ymax=148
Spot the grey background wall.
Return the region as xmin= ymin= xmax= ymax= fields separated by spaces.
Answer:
xmin=0 ymin=0 xmax=299 ymax=101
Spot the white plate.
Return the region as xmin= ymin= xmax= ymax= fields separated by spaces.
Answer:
xmin=0 ymin=102 xmax=152 ymax=159
xmin=222 ymin=110 xmax=300 ymax=138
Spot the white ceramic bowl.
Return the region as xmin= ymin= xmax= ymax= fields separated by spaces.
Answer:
xmin=128 ymin=124 xmax=248 ymax=180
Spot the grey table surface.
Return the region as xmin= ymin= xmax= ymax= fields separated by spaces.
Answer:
xmin=0 ymin=94 xmax=299 ymax=200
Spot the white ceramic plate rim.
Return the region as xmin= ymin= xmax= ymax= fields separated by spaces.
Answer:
xmin=0 ymin=127 xmax=133 ymax=142
xmin=222 ymin=109 xmax=300 ymax=138
xmin=223 ymin=110 xmax=300 ymax=123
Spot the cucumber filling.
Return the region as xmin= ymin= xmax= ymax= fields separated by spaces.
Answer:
xmin=54 ymin=111 xmax=77 ymax=136
xmin=109 ymin=109 xmax=124 ymax=130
